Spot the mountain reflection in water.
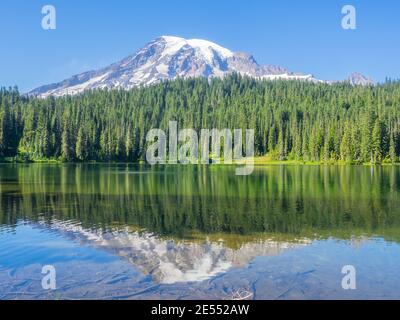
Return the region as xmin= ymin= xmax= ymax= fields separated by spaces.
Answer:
xmin=37 ymin=219 xmax=310 ymax=284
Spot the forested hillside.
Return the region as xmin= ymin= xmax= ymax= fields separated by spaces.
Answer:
xmin=1 ymin=74 xmax=400 ymax=163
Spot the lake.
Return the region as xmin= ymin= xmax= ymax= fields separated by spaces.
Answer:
xmin=1 ymin=164 xmax=400 ymax=299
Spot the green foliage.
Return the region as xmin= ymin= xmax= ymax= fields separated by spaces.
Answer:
xmin=1 ymin=76 xmax=400 ymax=163
xmin=2 ymin=164 xmax=400 ymax=241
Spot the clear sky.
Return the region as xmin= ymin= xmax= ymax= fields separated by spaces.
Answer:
xmin=1 ymin=0 xmax=399 ymax=92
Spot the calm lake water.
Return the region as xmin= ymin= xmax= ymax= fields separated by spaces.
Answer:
xmin=1 ymin=164 xmax=400 ymax=299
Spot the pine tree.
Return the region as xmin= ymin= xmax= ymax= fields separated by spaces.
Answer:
xmin=340 ymin=123 xmax=352 ymax=162
xmin=277 ymin=127 xmax=286 ymax=160
xmin=372 ymin=119 xmax=382 ymax=163
xmin=0 ymin=109 xmax=5 ymax=157
xmin=389 ymin=133 xmax=396 ymax=163
xmin=360 ymin=112 xmax=373 ymax=162
xmin=76 ymin=126 xmax=88 ymax=161
xmin=61 ymin=114 xmax=74 ymax=162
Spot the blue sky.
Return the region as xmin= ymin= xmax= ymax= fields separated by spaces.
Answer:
xmin=1 ymin=0 xmax=399 ymax=92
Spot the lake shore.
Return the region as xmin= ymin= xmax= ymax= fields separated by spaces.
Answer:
xmin=1 ymin=155 xmax=399 ymax=166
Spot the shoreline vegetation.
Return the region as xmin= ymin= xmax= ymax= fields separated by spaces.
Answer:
xmin=1 ymin=75 xmax=400 ymax=164
xmin=1 ymin=155 xmax=399 ymax=165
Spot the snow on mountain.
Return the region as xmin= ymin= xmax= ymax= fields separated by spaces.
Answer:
xmin=346 ymin=72 xmax=374 ymax=86
xmin=38 ymin=219 xmax=311 ymax=284
xmin=29 ymin=36 xmax=368 ymax=98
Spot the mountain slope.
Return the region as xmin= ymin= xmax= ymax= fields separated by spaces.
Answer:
xmin=29 ymin=36 xmax=319 ymax=97
xmin=29 ymin=36 xmax=371 ymax=97
xmin=346 ymin=72 xmax=374 ymax=86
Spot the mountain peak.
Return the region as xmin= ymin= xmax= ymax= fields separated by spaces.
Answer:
xmin=347 ymin=72 xmax=374 ymax=86
xmin=157 ymin=35 xmax=234 ymax=61
xmin=159 ymin=35 xmax=184 ymax=41
xmin=29 ymin=36 xmax=365 ymax=98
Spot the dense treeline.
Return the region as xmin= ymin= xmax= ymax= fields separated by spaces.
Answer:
xmin=1 ymin=74 xmax=400 ymax=163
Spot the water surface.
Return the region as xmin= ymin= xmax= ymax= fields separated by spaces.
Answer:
xmin=1 ymin=164 xmax=400 ymax=299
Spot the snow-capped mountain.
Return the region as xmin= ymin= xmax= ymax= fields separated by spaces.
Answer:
xmin=346 ymin=72 xmax=374 ymax=86
xmin=29 ymin=36 xmax=371 ymax=97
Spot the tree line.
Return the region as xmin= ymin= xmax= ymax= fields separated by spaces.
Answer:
xmin=1 ymin=74 xmax=400 ymax=163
